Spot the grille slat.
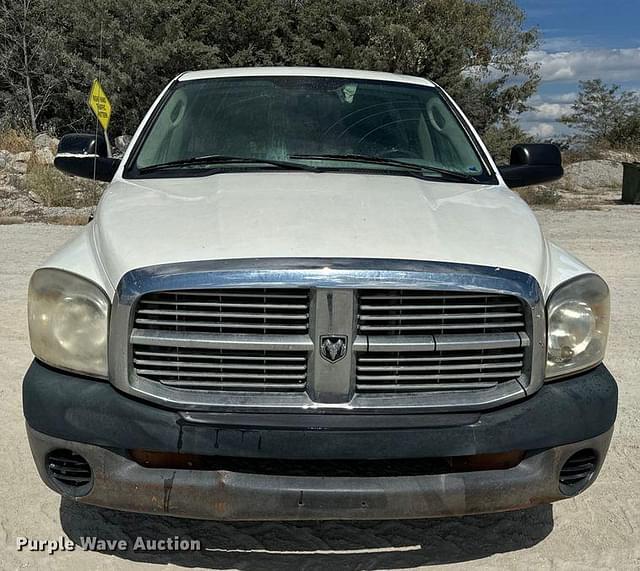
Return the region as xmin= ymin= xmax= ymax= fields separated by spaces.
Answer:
xmin=160 ymin=380 xmax=306 ymax=389
xmin=46 ymin=456 xmax=89 ymax=466
xmin=359 ymin=352 xmax=523 ymax=363
xmin=360 ymin=322 xmax=525 ymax=332
xmin=49 ymin=465 xmax=92 ymax=475
xmin=131 ymin=330 xmax=313 ymax=351
xmin=134 ymin=351 xmax=306 ymax=362
xmin=134 ymin=289 xmax=310 ymax=335
xmin=139 ymin=301 xmax=309 ymax=310
xmin=132 ymin=344 xmax=309 ymax=391
xmin=135 ymin=319 xmax=309 ymax=331
xmin=138 ymin=370 xmax=307 ymax=381
xmin=357 ymin=382 xmax=498 ymax=391
xmin=358 ymin=294 xmax=512 ymax=300
xmin=360 ymin=303 xmax=521 ymax=311
xmin=157 ymin=291 xmax=309 ymax=299
xmin=357 ymin=361 xmax=523 ymax=372
xmin=134 ymin=359 xmax=307 ymax=371
xmin=359 ymin=312 xmax=523 ymax=322
xmin=137 ymin=309 xmax=310 ymax=320
xmin=357 ymin=371 xmax=521 ymax=382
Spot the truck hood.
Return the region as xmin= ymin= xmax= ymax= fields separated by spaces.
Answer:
xmin=93 ymin=172 xmax=548 ymax=288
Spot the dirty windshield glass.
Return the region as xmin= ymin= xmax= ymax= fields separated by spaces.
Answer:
xmin=130 ymin=76 xmax=490 ymax=180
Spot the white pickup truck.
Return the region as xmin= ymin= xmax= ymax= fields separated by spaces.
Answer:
xmin=23 ymin=67 xmax=617 ymax=520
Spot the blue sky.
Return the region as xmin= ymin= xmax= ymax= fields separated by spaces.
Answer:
xmin=517 ymin=0 xmax=640 ymax=137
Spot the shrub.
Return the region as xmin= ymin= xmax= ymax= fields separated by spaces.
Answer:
xmin=482 ymin=121 xmax=533 ymax=165
xmin=16 ymin=163 xmax=101 ymax=207
xmin=0 ymin=129 xmax=33 ymax=153
xmin=517 ymin=186 xmax=560 ymax=207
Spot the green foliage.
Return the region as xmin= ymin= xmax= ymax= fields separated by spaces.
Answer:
xmin=0 ymin=128 xmax=32 ymax=152
xmin=0 ymin=0 xmax=539 ymax=137
xmin=517 ymin=185 xmax=560 ymax=207
xmin=482 ymin=120 xmax=533 ymax=164
xmin=606 ymin=114 xmax=640 ymax=152
xmin=560 ymin=79 xmax=640 ymax=149
xmin=16 ymin=162 xmax=100 ymax=207
xmin=0 ymin=0 xmax=69 ymax=131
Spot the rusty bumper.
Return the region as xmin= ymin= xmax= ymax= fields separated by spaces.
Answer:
xmin=27 ymin=425 xmax=613 ymax=521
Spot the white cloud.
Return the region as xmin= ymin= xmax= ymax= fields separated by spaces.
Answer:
xmin=481 ymin=42 xmax=640 ymax=138
xmin=557 ymin=93 xmax=577 ymax=103
xmin=517 ymin=91 xmax=578 ymax=139
xmin=537 ymin=92 xmax=577 ymax=104
xmin=514 ymin=46 xmax=640 ymax=138
xmin=520 ymin=100 xmax=570 ymax=122
xmin=523 ymin=122 xmax=558 ymax=138
xmin=526 ymin=102 xmax=572 ymax=120
xmin=517 ymin=93 xmax=575 ymax=136
xmin=529 ymin=47 xmax=640 ymax=83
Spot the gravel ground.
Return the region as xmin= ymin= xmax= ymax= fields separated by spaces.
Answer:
xmin=1 ymin=208 xmax=639 ymax=570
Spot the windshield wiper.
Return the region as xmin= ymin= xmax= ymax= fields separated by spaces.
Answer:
xmin=289 ymin=153 xmax=480 ymax=183
xmin=138 ymin=154 xmax=319 ymax=174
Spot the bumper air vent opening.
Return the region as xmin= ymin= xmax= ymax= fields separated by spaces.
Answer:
xmin=45 ymin=449 xmax=92 ymax=494
xmin=559 ymin=449 xmax=598 ymax=494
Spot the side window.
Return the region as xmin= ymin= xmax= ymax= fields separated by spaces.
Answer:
xmin=137 ymin=90 xmax=189 ymax=167
xmin=423 ymin=95 xmax=482 ymax=173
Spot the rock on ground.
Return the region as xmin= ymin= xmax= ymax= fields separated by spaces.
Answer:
xmin=558 ymin=159 xmax=623 ymax=192
xmin=0 ymin=133 xmax=100 ymax=223
xmin=35 ymin=147 xmax=55 ymax=165
xmin=34 ymin=133 xmax=59 ymax=150
xmin=522 ymin=158 xmax=635 ymax=209
xmin=0 ymin=170 xmax=94 ymax=224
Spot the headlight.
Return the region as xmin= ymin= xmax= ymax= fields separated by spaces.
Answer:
xmin=546 ymin=274 xmax=610 ymax=379
xmin=28 ymin=269 xmax=110 ymax=378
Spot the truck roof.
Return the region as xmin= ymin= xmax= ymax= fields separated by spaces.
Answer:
xmin=178 ymin=66 xmax=436 ymax=87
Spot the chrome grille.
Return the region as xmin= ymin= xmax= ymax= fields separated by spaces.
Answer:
xmin=132 ymin=344 xmax=308 ymax=390
xmin=356 ymin=346 xmax=526 ymax=392
xmin=356 ymin=290 xmax=528 ymax=392
xmin=134 ymin=289 xmax=310 ymax=334
xmin=115 ymin=261 xmax=542 ymax=412
xmin=357 ymin=290 xmax=525 ymax=334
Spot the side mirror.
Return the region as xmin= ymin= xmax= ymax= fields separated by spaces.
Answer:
xmin=499 ymin=144 xmax=563 ymax=188
xmin=54 ymin=133 xmax=121 ymax=182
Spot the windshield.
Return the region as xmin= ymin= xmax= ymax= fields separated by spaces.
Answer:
xmin=128 ymin=76 xmax=492 ymax=181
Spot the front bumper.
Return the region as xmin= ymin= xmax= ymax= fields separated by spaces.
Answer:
xmin=23 ymin=361 xmax=617 ymax=520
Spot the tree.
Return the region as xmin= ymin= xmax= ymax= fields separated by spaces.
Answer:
xmin=482 ymin=120 xmax=532 ymax=164
xmin=608 ymin=115 xmax=640 ymax=150
xmin=46 ymin=0 xmax=223 ymax=134
xmin=0 ymin=0 xmax=66 ymax=131
xmin=291 ymin=0 xmax=539 ymax=132
xmin=0 ymin=0 xmax=540 ymax=138
xmin=560 ymin=79 xmax=640 ymax=146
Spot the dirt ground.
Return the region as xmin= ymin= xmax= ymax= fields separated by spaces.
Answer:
xmin=1 ymin=207 xmax=639 ymax=570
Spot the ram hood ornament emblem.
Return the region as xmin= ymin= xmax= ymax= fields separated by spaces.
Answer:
xmin=320 ymin=335 xmax=348 ymax=363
